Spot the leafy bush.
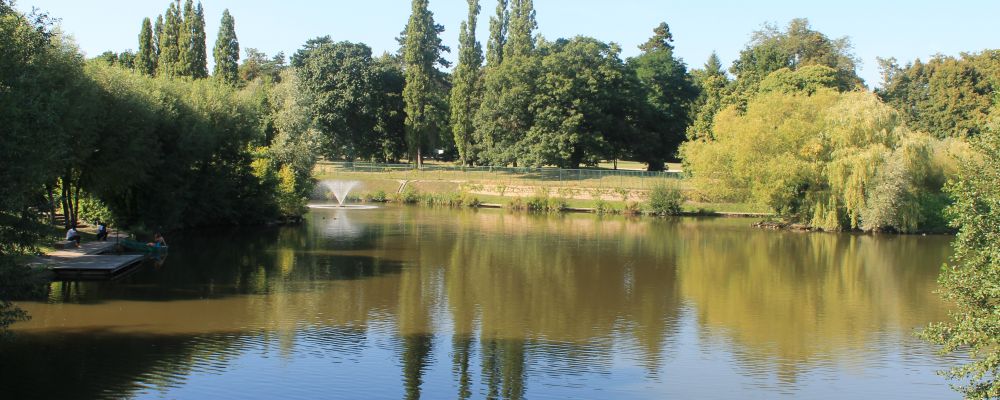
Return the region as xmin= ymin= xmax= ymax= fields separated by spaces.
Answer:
xmin=364 ymin=190 xmax=388 ymax=203
xmin=648 ymin=183 xmax=684 ymax=216
xmin=526 ymin=196 xmax=548 ymax=211
xmin=594 ymin=199 xmax=615 ymax=215
xmin=461 ymin=192 xmax=481 ymax=207
xmin=391 ymin=189 xmax=421 ymax=204
xmin=78 ymin=195 xmax=115 ymax=225
xmin=546 ymin=198 xmax=568 ymax=212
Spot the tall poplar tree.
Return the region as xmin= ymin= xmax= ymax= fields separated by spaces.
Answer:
xmin=402 ymin=0 xmax=447 ymax=168
xmin=177 ymin=0 xmax=195 ymax=77
xmin=474 ymin=0 xmax=536 ymax=166
xmin=505 ymin=0 xmax=535 ymax=58
xmin=213 ymin=9 xmax=240 ymax=84
xmin=153 ymin=15 xmax=163 ymax=62
xmin=136 ymin=17 xmax=157 ymax=76
xmin=189 ymin=1 xmax=208 ymax=78
xmin=157 ymin=1 xmax=182 ymax=77
xmin=485 ymin=0 xmax=507 ymax=67
xmin=449 ymin=0 xmax=482 ymax=165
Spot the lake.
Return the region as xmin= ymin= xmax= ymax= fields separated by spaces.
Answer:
xmin=1 ymin=205 xmax=960 ymax=399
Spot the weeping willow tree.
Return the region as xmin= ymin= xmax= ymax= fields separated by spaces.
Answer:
xmin=680 ymin=88 xmax=970 ymax=232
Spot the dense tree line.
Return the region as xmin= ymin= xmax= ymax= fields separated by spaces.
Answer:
xmin=0 ymin=2 xmax=316 ymax=331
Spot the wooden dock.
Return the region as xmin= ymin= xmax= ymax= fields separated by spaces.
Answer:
xmin=48 ymin=254 xmax=147 ymax=279
xmin=35 ymin=234 xmax=149 ymax=279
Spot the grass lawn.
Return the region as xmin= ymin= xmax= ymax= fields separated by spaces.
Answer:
xmin=315 ymin=162 xmax=768 ymax=215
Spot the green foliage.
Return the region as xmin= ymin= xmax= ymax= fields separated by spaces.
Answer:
xmin=461 ymin=192 xmax=481 ymax=207
xmin=638 ymin=22 xmax=674 ymax=53
xmin=78 ymin=195 xmax=115 ymax=225
xmin=156 ymin=0 xmax=182 ymax=77
xmin=877 ymin=52 xmax=999 ymax=139
xmin=0 ymin=4 xmax=82 ymax=333
xmin=731 ymin=18 xmax=861 ymax=92
xmin=474 ymin=0 xmax=537 ymax=166
xmin=758 ymin=65 xmax=840 ymax=95
xmin=295 ymin=40 xmax=383 ymax=159
xmin=687 ymin=52 xmax=730 ymax=140
xmin=136 ymin=17 xmax=157 ymax=75
xmin=648 ymin=183 xmax=684 ymax=216
xmin=525 ymin=196 xmax=548 ymax=211
xmin=524 ymin=37 xmax=630 ymax=168
xmin=175 ymin=0 xmax=207 ymax=78
xmin=364 ymin=190 xmax=389 ymax=203
xmin=681 ymin=90 xmax=960 ymax=232
xmin=450 ymin=0 xmax=483 ymax=166
xmin=921 ymin=127 xmax=1000 ymax=398
xmin=629 ymin=22 xmax=698 ymax=169
xmin=213 ymin=9 xmax=239 ymax=84
xmin=188 ymin=1 xmax=207 ymax=78
xmin=593 ymin=199 xmax=615 ymax=215
xmin=485 ymin=0 xmax=507 ymax=67
xmin=402 ymin=0 xmax=450 ymax=167
xmin=506 ymin=0 xmax=535 ymax=58
xmin=392 ymin=188 xmax=422 ymax=204
xmin=239 ymin=48 xmax=286 ymax=84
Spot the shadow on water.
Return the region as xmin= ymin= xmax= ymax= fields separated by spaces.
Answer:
xmin=0 ymin=327 xmax=371 ymax=400
xmin=42 ymin=216 xmax=402 ymax=304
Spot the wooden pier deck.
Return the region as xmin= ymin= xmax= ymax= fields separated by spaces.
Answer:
xmin=35 ymin=234 xmax=148 ymax=279
xmin=48 ymin=254 xmax=147 ymax=279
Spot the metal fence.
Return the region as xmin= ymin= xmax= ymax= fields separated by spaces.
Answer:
xmin=315 ymin=161 xmax=685 ymax=192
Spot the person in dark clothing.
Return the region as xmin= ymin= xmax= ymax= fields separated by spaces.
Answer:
xmin=96 ymin=221 xmax=108 ymax=241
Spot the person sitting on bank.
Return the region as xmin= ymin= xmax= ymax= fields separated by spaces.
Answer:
xmin=147 ymin=232 xmax=166 ymax=248
xmin=66 ymin=225 xmax=82 ymax=247
xmin=96 ymin=221 xmax=108 ymax=241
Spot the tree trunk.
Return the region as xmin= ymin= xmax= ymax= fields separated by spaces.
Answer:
xmin=46 ymin=183 xmax=56 ymax=226
xmin=72 ymin=179 xmax=81 ymax=228
xmin=60 ymin=177 xmax=71 ymax=229
xmin=416 ymin=147 xmax=422 ymax=169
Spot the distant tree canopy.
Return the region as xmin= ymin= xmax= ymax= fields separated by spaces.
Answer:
xmin=732 ymin=18 xmax=862 ymax=91
xmin=877 ymin=51 xmax=1000 ymax=139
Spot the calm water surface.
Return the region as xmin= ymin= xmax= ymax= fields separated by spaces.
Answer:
xmin=1 ymin=206 xmax=959 ymax=399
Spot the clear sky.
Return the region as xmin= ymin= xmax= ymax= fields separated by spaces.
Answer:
xmin=15 ymin=0 xmax=1000 ymax=87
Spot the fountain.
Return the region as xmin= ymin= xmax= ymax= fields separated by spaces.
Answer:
xmin=323 ymin=180 xmax=358 ymax=206
xmin=310 ymin=180 xmax=379 ymax=210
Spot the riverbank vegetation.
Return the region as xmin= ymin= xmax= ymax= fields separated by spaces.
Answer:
xmin=921 ymin=127 xmax=1000 ymax=398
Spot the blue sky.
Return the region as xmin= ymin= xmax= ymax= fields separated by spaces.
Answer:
xmin=16 ymin=0 xmax=1000 ymax=87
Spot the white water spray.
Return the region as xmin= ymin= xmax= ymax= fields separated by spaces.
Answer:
xmin=321 ymin=180 xmax=359 ymax=206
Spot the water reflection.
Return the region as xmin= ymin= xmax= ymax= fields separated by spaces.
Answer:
xmin=2 ymin=207 xmax=957 ymax=399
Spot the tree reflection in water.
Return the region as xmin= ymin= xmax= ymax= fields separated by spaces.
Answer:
xmin=1 ymin=207 xmax=957 ymax=399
